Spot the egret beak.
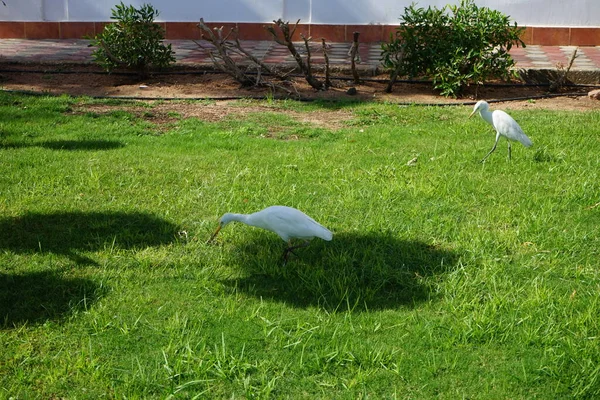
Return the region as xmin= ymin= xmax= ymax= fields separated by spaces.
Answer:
xmin=468 ymin=110 xmax=477 ymax=118
xmin=207 ymin=224 xmax=222 ymax=244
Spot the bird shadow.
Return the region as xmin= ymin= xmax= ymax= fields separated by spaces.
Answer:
xmin=219 ymin=231 xmax=462 ymax=312
xmin=0 ymin=139 xmax=125 ymax=151
xmin=0 ymin=270 xmax=105 ymax=328
xmin=0 ymin=211 xmax=179 ymax=265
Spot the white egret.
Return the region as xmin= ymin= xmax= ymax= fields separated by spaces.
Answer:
xmin=469 ymin=100 xmax=532 ymax=162
xmin=207 ymin=205 xmax=333 ymax=262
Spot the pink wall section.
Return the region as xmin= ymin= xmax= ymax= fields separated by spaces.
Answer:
xmin=0 ymin=22 xmax=599 ymax=45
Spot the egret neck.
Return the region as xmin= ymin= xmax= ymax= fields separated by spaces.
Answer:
xmin=477 ymin=108 xmax=494 ymax=126
xmin=220 ymin=213 xmax=249 ymax=226
xmin=207 ymin=212 xmax=248 ymax=243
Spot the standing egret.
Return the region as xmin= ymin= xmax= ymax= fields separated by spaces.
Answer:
xmin=207 ymin=205 xmax=333 ymax=262
xmin=469 ymin=100 xmax=532 ymax=162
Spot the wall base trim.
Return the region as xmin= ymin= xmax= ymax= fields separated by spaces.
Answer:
xmin=0 ymin=22 xmax=598 ymax=45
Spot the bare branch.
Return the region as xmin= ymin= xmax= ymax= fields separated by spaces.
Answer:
xmin=198 ymin=18 xmax=217 ymax=42
xmin=233 ymin=37 xmax=288 ymax=80
xmin=349 ymin=31 xmax=361 ymax=84
xmin=289 ymin=19 xmax=301 ymax=39
xmin=321 ymin=38 xmax=332 ymax=88
xmin=221 ymin=26 xmax=235 ymax=42
xmin=197 ymin=17 xmax=293 ymax=93
xmin=301 ymin=34 xmax=313 ymax=74
xmin=265 ymin=20 xmax=324 ymax=90
xmin=264 ymin=24 xmax=286 ymax=46
xmin=197 ymin=18 xmax=255 ymax=86
xmin=549 ymin=46 xmax=578 ymax=93
xmin=385 ymin=47 xmax=404 ymax=93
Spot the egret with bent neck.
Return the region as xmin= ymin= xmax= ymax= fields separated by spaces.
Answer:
xmin=208 ymin=205 xmax=333 ymax=263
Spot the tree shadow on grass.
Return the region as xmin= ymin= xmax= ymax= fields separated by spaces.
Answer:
xmin=219 ymin=231 xmax=463 ymax=312
xmin=0 ymin=139 xmax=125 ymax=151
xmin=39 ymin=139 xmax=126 ymax=151
xmin=0 ymin=211 xmax=179 ymax=265
xmin=0 ymin=270 xmax=104 ymax=328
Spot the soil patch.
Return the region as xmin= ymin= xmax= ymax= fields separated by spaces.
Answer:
xmin=1 ymin=63 xmax=599 ymax=112
xmin=68 ymin=100 xmax=353 ymax=131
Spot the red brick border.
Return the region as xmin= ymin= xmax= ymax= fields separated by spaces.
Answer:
xmin=0 ymin=22 xmax=598 ymax=45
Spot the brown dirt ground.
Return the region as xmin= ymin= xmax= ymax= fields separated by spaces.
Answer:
xmin=66 ymin=101 xmax=354 ymax=132
xmin=1 ymin=63 xmax=599 ymax=126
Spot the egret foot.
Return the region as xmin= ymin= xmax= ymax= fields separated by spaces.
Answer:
xmin=282 ymin=240 xmax=311 ymax=264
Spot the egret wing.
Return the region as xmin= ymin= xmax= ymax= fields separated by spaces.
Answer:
xmin=266 ymin=207 xmax=332 ymax=241
xmin=493 ymin=110 xmax=532 ymax=147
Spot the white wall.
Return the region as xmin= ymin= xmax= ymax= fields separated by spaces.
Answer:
xmin=310 ymin=0 xmax=600 ymax=26
xmin=65 ymin=0 xmax=286 ymax=23
xmin=0 ymin=0 xmax=42 ymax=21
xmin=0 ymin=0 xmax=599 ymax=27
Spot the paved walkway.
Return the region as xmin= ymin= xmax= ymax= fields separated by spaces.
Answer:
xmin=0 ymin=39 xmax=599 ymax=72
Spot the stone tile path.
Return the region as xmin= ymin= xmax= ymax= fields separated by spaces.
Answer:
xmin=0 ymin=39 xmax=599 ymax=72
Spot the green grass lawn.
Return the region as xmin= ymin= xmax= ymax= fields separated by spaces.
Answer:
xmin=1 ymin=92 xmax=599 ymax=398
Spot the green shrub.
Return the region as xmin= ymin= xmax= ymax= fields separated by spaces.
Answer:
xmin=381 ymin=0 xmax=525 ymax=97
xmin=89 ymin=2 xmax=175 ymax=77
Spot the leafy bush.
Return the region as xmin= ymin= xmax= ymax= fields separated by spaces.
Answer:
xmin=89 ymin=2 xmax=175 ymax=77
xmin=381 ymin=0 xmax=525 ymax=97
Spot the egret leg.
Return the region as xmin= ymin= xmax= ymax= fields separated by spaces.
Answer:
xmin=282 ymin=240 xmax=311 ymax=264
xmin=481 ymin=133 xmax=501 ymax=163
xmin=507 ymin=142 xmax=512 ymax=161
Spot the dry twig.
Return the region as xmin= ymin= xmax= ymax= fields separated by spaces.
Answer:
xmin=385 ymin=47 xmax=404 ymax=93
xmin=549 ymin=47 xmax=578 ymax=93
xmin=196 ymin=18 xmax=289 ymax=89
xmin=196 ymin=19 xmax=254 ymax=85
xmin=349 ymin=31 xmax=361 ymax=84
xmin=321 ymin=38 xmax=332 ymax=88
xmin=265 ymin=19 xmax=324 ymax=90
